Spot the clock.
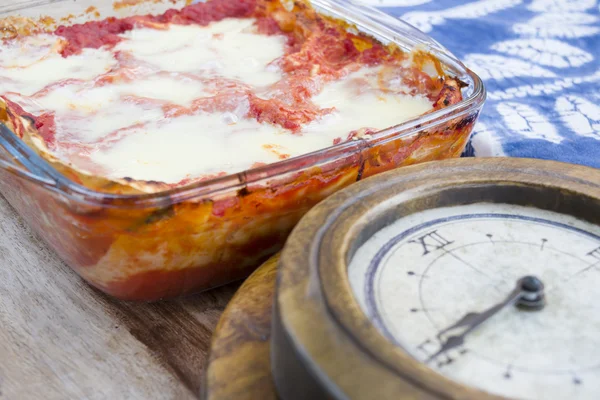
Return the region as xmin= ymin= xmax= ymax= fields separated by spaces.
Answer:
xmin=204 ymin=157 xmax=600 ymax=400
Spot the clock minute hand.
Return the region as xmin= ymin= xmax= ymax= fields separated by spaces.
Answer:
xmin=426 ymin=276 xmax=545 ymax=363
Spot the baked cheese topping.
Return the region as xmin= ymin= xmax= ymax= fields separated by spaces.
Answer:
xmin=0 ymin=4 xmax=439 ymax=189
xmin=115 ymin=19 xmax=285 ymax=86
xmin=304 ymin=68 xmax=431 ymax=138
xmin=1 ymin=37 xmax=117 ymax=95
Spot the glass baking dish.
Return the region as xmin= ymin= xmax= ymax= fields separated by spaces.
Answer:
xmin=0 ymin=0 xmax=485 ymax=301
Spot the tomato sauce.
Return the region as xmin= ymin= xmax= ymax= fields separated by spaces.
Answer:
xmin=55 ymin=0 xmax=258 ymax=56
xmin=33 ymin=113 xmax=56 ymax=145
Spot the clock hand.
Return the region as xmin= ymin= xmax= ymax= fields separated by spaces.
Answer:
xmin=426 ymin=276 xmax=545 ymax=363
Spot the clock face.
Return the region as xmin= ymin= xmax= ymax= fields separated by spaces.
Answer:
xmin=348 ymin=203 xmax=600 ymax=400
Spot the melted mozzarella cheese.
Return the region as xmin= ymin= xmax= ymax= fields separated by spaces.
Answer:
xmin=0 ymin=34 xmax=61 ymax=68
xmin=0 ymin=47 xmax=117 ymax=96
xmin=32 ymin=76 xmax=210 ymax=113
xmin=7 ymin=75 xmax=211 ymax=143
xmin=116 ymin=18 xmax=285 ymax=87
xmin=89 ymin=114 xmax=290 ymax=183
xmin=304 ymin=68 xmax=432 ymax=138
xmin=54 ymin=104 xmax=166 ymax=144
xmin=122 ymin=75 xmax=213 ymax=104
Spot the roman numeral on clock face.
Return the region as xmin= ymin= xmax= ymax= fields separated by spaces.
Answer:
xmin=410 ymin=230 xmax=454 ymax=256
xmin=587 ymin=246 xmax=600 ymax=261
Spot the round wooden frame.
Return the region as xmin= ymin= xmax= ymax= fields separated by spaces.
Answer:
xmin=273 ymin=157 xmax=600 ymax=400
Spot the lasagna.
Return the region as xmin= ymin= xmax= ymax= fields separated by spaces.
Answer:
xmin=0 ymin=0 xmax=476 ymax=300
xmin=0 ymin=0 xmax=462 ymax=193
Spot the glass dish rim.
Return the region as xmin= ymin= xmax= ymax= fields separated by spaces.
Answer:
xmin=0 ymin=0 xmax=486 ymax=207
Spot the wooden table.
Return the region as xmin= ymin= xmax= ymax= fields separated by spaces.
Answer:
xmin=0 ymin=194 xmax=239 ymax=399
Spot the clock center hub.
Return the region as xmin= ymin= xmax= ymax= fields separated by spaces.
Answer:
xmin=517 ymin=275 xmax=545 ymax=311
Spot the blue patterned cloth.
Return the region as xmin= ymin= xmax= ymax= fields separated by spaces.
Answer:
xmin=362 ymin=0 xmax=600 ymax=168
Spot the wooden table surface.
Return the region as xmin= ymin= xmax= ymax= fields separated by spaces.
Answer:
xmin=0 ymin=194 xmax=239 ymax=400
xmin=0 ymin=191 xmax=241 ymax=400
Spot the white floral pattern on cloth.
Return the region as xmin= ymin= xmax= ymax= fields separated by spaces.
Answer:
xmin=359 ymin=0 xmax=600 ymax=166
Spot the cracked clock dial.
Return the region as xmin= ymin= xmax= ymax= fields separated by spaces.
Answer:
xmin=348 ymin=203 xmax=600 ymax=400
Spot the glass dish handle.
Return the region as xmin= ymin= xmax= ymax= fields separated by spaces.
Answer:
xmin=315 ymin=0 xmax=462 ymax=64
xmin=0 ymin=124 xmax=57 ymax=187
xmin=348 ymin=0 xmax=452 ymax=52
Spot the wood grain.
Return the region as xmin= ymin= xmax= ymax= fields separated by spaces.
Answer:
xmin=0 ymin=192 xmax=238 ymax=400
xmin=203 ymin=254 xmax=279 ymax=400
